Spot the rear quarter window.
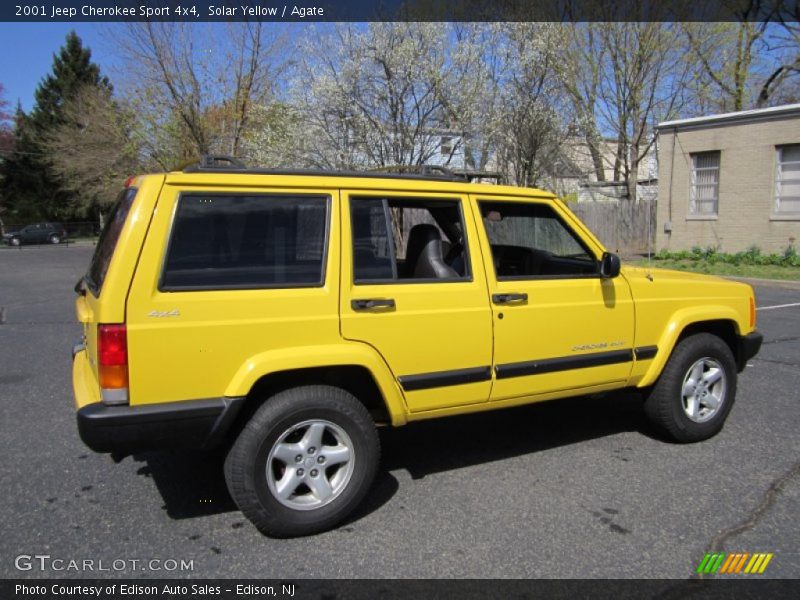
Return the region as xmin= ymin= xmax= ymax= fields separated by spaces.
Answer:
xmin=86 ymin=188 xmax=138 ymax=295
xmin=160 ymin=194 xmax=330 ymax=291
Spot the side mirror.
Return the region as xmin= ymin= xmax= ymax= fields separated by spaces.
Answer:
xmin=600 ymin=252 xmax=621 ymax=278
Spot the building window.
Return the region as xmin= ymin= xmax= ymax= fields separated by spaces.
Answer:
xmin=776 ymin=145 xmax=800 ymax=214
xmin=689 ymin=151 xmax=720 ymax=216
xmin=440 ymin=136 xmax=453 ymax=156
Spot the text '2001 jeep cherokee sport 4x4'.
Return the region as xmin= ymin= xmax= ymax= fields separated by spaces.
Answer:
xmin=72 ymin=158 xmax=763 ymax=537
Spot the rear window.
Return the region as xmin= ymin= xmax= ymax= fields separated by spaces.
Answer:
xmin=160 ymin=194 xmax=329 ymax=290
xmin=86 ymin=188 xmax=137 ymax=295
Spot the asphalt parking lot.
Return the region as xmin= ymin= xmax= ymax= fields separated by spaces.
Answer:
xmin=0 ymin=244 xmax=798 ymax=580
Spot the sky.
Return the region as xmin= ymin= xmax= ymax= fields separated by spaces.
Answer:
xmin=0 ymin=23 xmax=120 ymax=112
xmin=0 ymin=21 xmax=314 ymax=113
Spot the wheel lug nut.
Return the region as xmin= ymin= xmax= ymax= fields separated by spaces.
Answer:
xmin=295 ymin=455 xmax=302 ymax=462
xmin=310 ymin=469 xmax=318 ymax=477
xmin=317 ymin=456 xmax=325 ymax=464
xmin=308 ymin=447 xmax=316 ymax=454
xmin=297 ymin=468 xmax=304 ymax=477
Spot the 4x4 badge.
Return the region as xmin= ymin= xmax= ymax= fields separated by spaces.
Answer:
xmin=147 ymin=309 xmax=181 ymax=318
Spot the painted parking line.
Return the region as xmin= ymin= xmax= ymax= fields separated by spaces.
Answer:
xmin=757 ymin=302 xmax=800 ymax=311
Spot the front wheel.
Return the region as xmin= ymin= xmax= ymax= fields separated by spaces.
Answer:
xmin=49 ymin=234 xmax=61 ymax=244
xmin=643 ymin=333 xmax=737 ymax=443
xmin=224 ymin=385 xmax=379 ymax=537
xmin=9 ymin=237 xmax=20 ymax=247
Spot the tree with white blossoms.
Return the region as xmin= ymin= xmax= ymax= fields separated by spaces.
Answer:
xmin=489 ymin=23 xmax=568 ymax=189
xmin=282 ymin=23 xmax=462 ymax=170
xmin=274 ymin=22 xmax=568 ymax=192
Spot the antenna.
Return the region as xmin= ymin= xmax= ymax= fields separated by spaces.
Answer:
xmin=645 ymin=190 xmax=654 ymax=281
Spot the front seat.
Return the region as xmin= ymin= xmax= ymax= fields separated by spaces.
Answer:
xmin=404 ymin=224 xmax=459 ymax=279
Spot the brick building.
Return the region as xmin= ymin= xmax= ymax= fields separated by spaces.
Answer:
xmin=655 ymin=104 xmax=800 ymax=254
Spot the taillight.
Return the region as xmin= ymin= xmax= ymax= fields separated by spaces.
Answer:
xmin=98 ymin=324 xmax=128 ymax=405
xmin=749 ymin=296 xmax=756 ymax=329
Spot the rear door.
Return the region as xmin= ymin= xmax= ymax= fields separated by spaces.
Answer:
xmin=472 ymin=195 xmax=635 ymax=402
xmin=340 ymin=191 xmax=493 ymax=413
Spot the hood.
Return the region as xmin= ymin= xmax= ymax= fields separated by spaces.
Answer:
xmin=621 ymin=264 xmax=728 ymax=284
xmin=620 ymin=263 xmax=754 ymax=308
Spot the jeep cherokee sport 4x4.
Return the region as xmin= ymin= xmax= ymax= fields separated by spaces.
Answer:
xmin=72 ymin=158 xmax=762 ymax=537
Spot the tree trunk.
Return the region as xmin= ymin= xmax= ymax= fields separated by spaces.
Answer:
xmin=586 ymin=133 xmax=606 ymax=182
xmin=628 ymin=143 xmax=639 ymax=204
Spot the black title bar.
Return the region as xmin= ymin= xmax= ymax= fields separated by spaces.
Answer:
xmin=1 ymin=0 xmax=795 ymax=22
xmin=3 ymin=579 xmax=800 ymax=600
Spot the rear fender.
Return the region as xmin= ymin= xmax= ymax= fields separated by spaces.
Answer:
xmin=224 ymin=342 xmax=408 ymax=426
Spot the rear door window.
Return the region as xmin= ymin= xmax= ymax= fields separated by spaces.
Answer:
xmin=86 ymin=187 xmax=137 ymax=295
xmin=161 ymin=194 xmax=329 ymax=290
xmin=350 ymin=197 xmax=470 ymax=283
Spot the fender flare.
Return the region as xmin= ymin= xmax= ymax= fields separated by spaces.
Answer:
xmin=637 ymin=306 xmax=744 ymax=388
xmin=224 ymin=341 xmax=408 ymax=426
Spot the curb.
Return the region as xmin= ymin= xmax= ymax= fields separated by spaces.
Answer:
xmin=726 ymin=276 xmax=800 ymax=291
xmin=0 ymin=240 xmax=97 ymax=250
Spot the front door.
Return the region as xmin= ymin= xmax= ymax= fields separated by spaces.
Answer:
xmin=473 ymin=196 xmax=635 ymax=402
xmin=340 ymin=191 xmax=493 ymax=413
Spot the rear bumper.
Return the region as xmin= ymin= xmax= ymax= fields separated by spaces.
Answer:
xmin=77 ymin=396 xmax=245 ymax=455
xmin=736 ymin=331 xmax=763 ymax=371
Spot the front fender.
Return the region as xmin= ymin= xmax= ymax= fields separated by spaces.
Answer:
xmin=637 ymin=306 xmax=744 ymax=388
xmin=224 ymin=341 xmax=408 ymax=426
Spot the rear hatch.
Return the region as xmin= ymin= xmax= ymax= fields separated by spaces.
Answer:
xmin=74 ymin=175 xmax=164 ymax=406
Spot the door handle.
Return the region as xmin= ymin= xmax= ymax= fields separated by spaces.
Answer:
xmin=351 ymin=298 xmax=396 ymax=311
xmin=492 ymin=293 xmax=528 ymax=305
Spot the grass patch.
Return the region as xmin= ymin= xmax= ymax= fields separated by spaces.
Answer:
xmin=630 ymin=258 xmax=800 ymax=281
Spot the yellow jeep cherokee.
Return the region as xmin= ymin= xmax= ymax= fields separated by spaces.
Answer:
xmin=72 ymin=157 xmax=762 ymax=537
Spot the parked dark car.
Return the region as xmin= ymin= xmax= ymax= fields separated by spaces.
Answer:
xmin=3 ymin=222 xmax=68 ymax=246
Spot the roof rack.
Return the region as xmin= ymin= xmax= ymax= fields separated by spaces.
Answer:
xmin=179 ymin=155 xmax=501 ymax=184
xmin=369 ymin=164 xmax=467 ymax=181
xmin=182 ymin=155 xmax=247 ymax=172
xmin=452 ymin=169 xmax=504 ymax=184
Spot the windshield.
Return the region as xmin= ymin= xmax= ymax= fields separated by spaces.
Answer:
xmin=85 ymin=188 xmax=137 ymax=295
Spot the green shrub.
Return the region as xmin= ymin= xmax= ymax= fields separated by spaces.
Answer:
xmin=650 ymin=245 xmax=799 ymax=268
xmin=783 ymin=245 xmax=799 ymax=267
xmin=654 ymin=249 xmax=671 ymax=261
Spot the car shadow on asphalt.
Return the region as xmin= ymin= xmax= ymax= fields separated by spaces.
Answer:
xmin=379 ymin=390 xmax=651 ymax=480
xmin=130 ymin=448 xmax=400 ymax=524
xmin=130 ymin=390 xmax=651 ymax=521
xmin=131 ymin=449 xmax=236 ymax=519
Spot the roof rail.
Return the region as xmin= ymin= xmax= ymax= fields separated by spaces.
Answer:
xmin=182 ymin=155 xmax=247 ymax=172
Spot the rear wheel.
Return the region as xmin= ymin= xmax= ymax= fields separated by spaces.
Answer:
xmin=644 ymin=333 xmax=737 ymax=443
xmin=224 ymin=385 xmax=379 ymax=537
xmin=49 ymin=234 xmax=61 ymax=244
xmin=9 ymin=237 xmax=20 ymax=247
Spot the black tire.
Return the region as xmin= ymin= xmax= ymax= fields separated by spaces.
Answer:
xmin=10 ymin=237 xmax=20 ymax=247
xmin=224 ymin=385 xmax=379 ymax=537
xmin=644 ymin=333 xmax=737 ymax=443
xmin=49 ymin=234 xmax=60 ymax=244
